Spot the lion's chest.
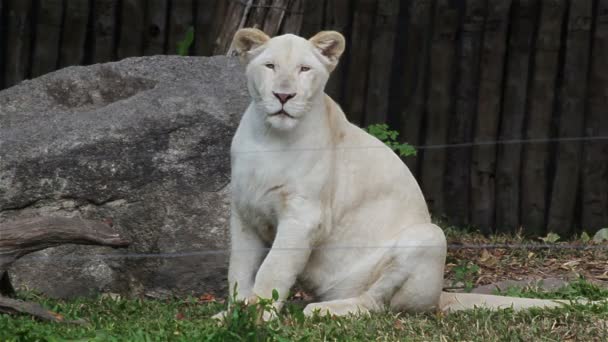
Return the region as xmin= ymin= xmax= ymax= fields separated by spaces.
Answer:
xmin=231 ymin=152 xmax=296 ymax=242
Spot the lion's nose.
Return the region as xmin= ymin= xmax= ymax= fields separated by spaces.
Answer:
xmin=273 ymin=92 xmax=296 ymax=104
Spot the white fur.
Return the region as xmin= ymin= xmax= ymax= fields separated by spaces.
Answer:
xmin=214 ymin=29 xmax=600 ymax=320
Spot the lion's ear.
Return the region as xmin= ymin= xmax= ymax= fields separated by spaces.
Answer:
xmin=309 ymin=31 xmax=346 ymax=71
xmin=231 ymin=28 xmax=270 ymax=63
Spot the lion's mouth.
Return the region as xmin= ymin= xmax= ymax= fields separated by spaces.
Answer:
xmin=269 ymin=109 xmax=294 ymax=118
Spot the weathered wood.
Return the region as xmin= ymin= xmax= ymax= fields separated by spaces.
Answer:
xmin=58 ymin=0 xmax=90 ymax=67
xmin=194 ymin=0 xmax=220 ymax=56
xmin=547 ymin=0 xmax=594 ymax=235
xmin=395 ymin=0 xmax=434 ymax=177
xmin=470 ymin=0 xmax=512 ymax=233
xmin=31 ymin=0 xmax=63 ymax=77
xmin=299 ymin=0 xmax=325 ymax=38
xmin=92 ymin=0 xmax=119 ymax=63
xmin=0 ymin=0 xmax=5 ymax=88
xmin=281 ymin=0 xmax=305 ymax=34
xmin=0 ymin=217 xmax=129 ymax=270
xmin=214 ymin=0 xmax=249 ymax=55
xmin=444 ymin=0 xmax=487 ymax=226
xmin=4 ymin=0 xmax=33 ymax=87
xmin=344 ymin=0 xmax=376 ymax=126
xmin=581 ymin=0 xmax=608 ymax=233
xmin=117 ymin=0 xmax=145 ymax=59
xmin=0 ymin=216 xmax=128 ymax=322
xmin=323 ymin=0 xmax=352 ymax=103
xmin=245 ymin=0 xmax=270 ymax=29
xmin=520 ymin=0 xmax=567 ymax=235
xmin=143 ymin=0 xmax=168 ymax=55
xmin=420 ymin=0 xmax=461 ymax=217
xmin=494 ymin=0 xmax=539 ymax=233
xmin=262 ymin=0 xmax=290 ymax=36
xmin=364 ymin=0 xmax=401 ymax=125
xmin=168 ymin=0 xmax=194 ymax=55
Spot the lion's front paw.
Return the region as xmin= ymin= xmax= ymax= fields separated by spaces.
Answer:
xmin=303 ymin=300 xmax=371 ymax=317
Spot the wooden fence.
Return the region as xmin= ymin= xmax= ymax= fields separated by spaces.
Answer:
xmin=0 ymin=0 xmax=607 ymax=237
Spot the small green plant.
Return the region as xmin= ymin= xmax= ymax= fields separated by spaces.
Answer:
xmin=177 ymin=26 xmax=195 ymax=56
xmin=363 ymin=124 xmax=417 ymax=157
xmin=452 ymin=260 xmax=480 ymax=292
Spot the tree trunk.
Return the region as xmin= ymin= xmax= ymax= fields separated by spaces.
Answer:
xmin=395 ymin=0 xmax=435 ymax=178
xmin=117 ymin=0 xmax=146 ymax=59
xmin=58 ymin=0 xmax=90 ymax=67
xmin=31 ymin=0 xmax=63 ymax=77
xmin=495 ymin=0 xmax=539 ymax=233
xmin=343 ymin=0 xmax=377 ymax=126
xmin=323 ymin=0 xmax=352 ymax=103
xmin=194 ymin=0 xmax=220 ymax=56
xmin=547 ymin=0 xmax=594 ymax=236
xmin=0 ymin=216 xmax=129 ymax=322
xmin=4 ymin=0 xmax=33 ymax=87
xmin=581 ymin=0 xmax=608 ymax=234
xmin=520 ymin=0 xmax=567 ymax=236
xmin=420 ymin=0 xmax=461 ymax=218
xmin=168 ymin=0 xmax=194 ymax=55
xmin=444 ymin=0 xmax=487 ymax=226
xmin=92 ymin=0 xmax=118 ymax=63
xmin=143 ymin=0 xmax=169 ymax=55
xmin=470 ymin=0 xmax=512 ymax=233
xmin=364 ymin=0 xmax=401 ymax=126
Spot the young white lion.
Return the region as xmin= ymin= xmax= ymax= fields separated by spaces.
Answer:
xmin=215 ymin=28 xmax=584 ymax=319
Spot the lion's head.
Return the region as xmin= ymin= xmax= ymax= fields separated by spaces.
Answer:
xmin=231 ymin=28 xmax=345 ymax=130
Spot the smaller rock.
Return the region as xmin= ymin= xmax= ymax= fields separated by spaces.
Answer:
xmin=471 ymin=278 xmax=569 ymax=295
xmin=593 ymin=228 xmax=608 ymax=242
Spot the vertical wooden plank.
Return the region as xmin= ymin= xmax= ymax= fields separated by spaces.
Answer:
xmin=245 ymin=0 xmax=270 ymax=29
xmin=394 ymin=0 xmax=434 ymax=177
xmin=444 ymin=0 xmax=487 ymax=226
xmin=168 ymin=0 xmax=194 ymax=55
xmin=0 ymin=0 xmax=5 ymax=89
xmin=470 ymin=0 xmax=511 ymax=233
xmin=117 ymin=0 xmax=145 ymax=59
xmin=581 ymin=0 xmax=608 ymax=233
xmin=58 ymin=0 xmax=90 ymax=67
xmin=143 ymin=0 xmax=168 ymax=55
xmin=193 ymin=0 xmax=218 ymax=56
xmin=299 ymin=0 xmax=324 ymax=38
xmin=419 ymin=0 xmax=461 ymax=217
xmin=548 ymin=0 xmax=594 ymax=235
xmin=280 ymin=0 xmax=305 ymax=34
xmin=364 ymin=0 xmax=400 ymax=125
xmin=520 ymin=0 xmax=567 ymax=235
xmin=343 ymin=0 xmax=376 ymax=126
xmin=322 ymin=0 xmax=352 ymax=103
xmin=213 ymin=0 xmax=247 ymax=54
xmin=262 ymin=0 xmax=290 ymax=36
xmin=31 ymin=0 xmax=63 ymax=77
xmin=92 ymin=0 xmax=119 ymax=63
xmin=4 ymin=0 xmax=33 ymax=87
xmin=494 ymin=0 xmax=539 ymax=233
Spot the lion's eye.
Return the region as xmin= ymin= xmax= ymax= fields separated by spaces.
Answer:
xmin=300 ymin=66 xmax=311 ymax=72
xmin=265 ymin=63 xmax=275 ymax=70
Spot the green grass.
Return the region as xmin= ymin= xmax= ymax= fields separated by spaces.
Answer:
xmin=2 ymin=283 xmax=608 ymax=342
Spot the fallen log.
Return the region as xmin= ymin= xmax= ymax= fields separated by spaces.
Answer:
xmin=0 ymin=216 xmax=129 ymax=323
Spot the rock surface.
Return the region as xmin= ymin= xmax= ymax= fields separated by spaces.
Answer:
xmin=0 ymin=56 xmax=249 ymax=298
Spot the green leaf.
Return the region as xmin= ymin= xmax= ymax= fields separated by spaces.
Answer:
xmin=580 ymin=231 xmax=591 ymax=243
xmin=272 ymin=289 xmax=279 ymax=301
xmin=539 ymin=232 xmax=560 ymax=244
xmin=177 ymin=26 xmax=195 ymax=56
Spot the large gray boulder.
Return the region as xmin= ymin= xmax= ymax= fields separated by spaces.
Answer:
xmin=0 ymin=56 xmax=249 ymax=298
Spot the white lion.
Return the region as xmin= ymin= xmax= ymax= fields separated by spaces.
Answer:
xmin=215 ymin=28 xmax=588 ymax=319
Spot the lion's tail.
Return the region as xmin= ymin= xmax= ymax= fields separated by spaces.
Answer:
xmin=439 ymin=291 xmax=597 ymax=312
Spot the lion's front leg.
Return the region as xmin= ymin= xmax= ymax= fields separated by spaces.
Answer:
xmin=251 ymin=202 xmax=321 ymax=315
xmin=227 ymin=212 xmax=267 ymax=302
